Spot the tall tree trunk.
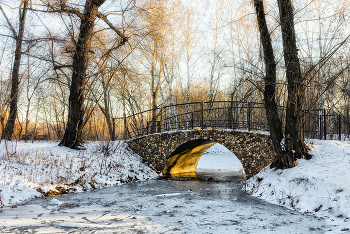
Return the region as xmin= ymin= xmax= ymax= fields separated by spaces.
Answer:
xmin=17 ymin=114 xmax=23 ymax=140
xmin=277 ymin=0 xmax=310 ymax=168
xmin=100 ymin=78 xmax=115 ymax=141
xmin=253 ymin=0 xmax=284 ymax=158
xmin=186 ymin=56 xmax=191 ymax=129
xmin=157 ymin=72 xmax=171 ymax=130
xmin=151 ymin=67 xmax=159 ymax=134
xmin=24 ymin=99 xmax=31 ymax=141
xmin=103 ymin=98 xmax=115 ymax=141
xmin=151 ymin=89 xmax=157 ymax=133
xmin=59 ymin=0 xmax=106 ymax=148
xmin=1 ymin=0 xmax=28 ymax=140
xmin=164 ymin=68 xmax=178 ymax=130
xmin=0 ymin=115 xmax=4 ymax=137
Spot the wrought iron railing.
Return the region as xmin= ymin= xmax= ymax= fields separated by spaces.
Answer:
xmin=122 ymin=101 xmax=349 ymax=141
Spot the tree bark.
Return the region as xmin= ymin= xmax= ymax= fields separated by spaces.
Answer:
xmin=151 ymin=67 xmax=159 ymax=134
xmin=100 ymin=78 xmax=115 ymax=141
xmin=0 ymin=115 xmax=4 ymax=137
xmin=1 ymin=0 xmax=28 ymax=140
xmin=253 ymin=0 xmax=284 ymax=157
xmin=59 ymin=0 xmax=106 ymax=148
xmin=24 ymin=99 xmax=31 ymax=141
xmin=277 ymin=0 xmax=310 ymax=167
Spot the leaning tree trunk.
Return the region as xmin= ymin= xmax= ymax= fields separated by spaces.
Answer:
xmin=1 ymin=0 xmax=28 ymax=140
xmin=277 ymin=0 xmax=310 ymax=168
xmin=253 ymin=0 xmax=284 ymax=158
xmin=59 ymin=0 xmax=106 ymax=148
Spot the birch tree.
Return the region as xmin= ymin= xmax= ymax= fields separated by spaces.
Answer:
xmin=136 ymin=0 xmax=184 ymax=131
xmin=181 ymin=1 xmax=199 ymax=128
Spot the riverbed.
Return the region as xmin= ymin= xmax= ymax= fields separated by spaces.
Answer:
xmin=0 ymin=177 xmax=330 ymax=233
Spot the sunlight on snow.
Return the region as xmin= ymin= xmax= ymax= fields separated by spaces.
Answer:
xmin=196 ymin=143 xmax=243 ymax=172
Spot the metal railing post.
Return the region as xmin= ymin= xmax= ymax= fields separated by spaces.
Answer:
xmin=247 ymin=102 xmax=252 ymax=131
xmin=319 ymin=110 xmax=322 ymax=140
xmin=159 ymin=107 xmax=163 ymax=133
xmin=123 ymin=116 xmax=127 ymax=140
xmin=348 ymin=110 xmax=350 ymax=138
xmin=229 ymin=101 xmax=233 ymax=129
xmin=151 ymin=108 xmax=156 ymax=134
xmin=338 ymin=114 xmax=341 ymax=141
xmin=201 ymin=101 xmax=204 ymax=130
xmin=191 ymin=112 xmax=194 ymax=129
xmin=323 ymin=109 xmax=327 ymax=140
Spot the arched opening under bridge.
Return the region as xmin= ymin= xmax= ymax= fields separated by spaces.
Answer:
xmin=162 ymin=139 xmax=245 ymax=180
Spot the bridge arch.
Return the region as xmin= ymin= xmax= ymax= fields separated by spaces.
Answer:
xmin=162 ymin=139 xmax=217 ymax=175
xmin=127 ymin=130 xmax=277 ymax=178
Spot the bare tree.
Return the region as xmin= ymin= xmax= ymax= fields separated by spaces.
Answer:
xmin=181 ymin=1 xmax=200 ymax=128
xmin=0 ymin=38 xmax=11 ymax=137
xmin=253 ymin=0 xmax=284 ymax=159
xmin=136 ymin=0 xmax=185 ymax=131
xmin=0 ymin=0 xmax=29 ymax=140
xmin=253 ymin=0 xmax=312 ymax=169
xmin=23 ymin=57 xmax=46 ymax=141
xmin=59 ymin=0 xmax=106 ymax=148
xmin=277 ymin=0 xmax=311 ymax=167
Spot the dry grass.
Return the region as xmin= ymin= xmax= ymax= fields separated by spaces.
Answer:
xmin=0 ymin=140 xmax=155 ymax=201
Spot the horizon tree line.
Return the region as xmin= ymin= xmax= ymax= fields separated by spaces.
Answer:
xmin=0 ymin=0 xmax=349 ymax=170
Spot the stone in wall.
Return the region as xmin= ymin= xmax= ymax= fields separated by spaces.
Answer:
xmin=127 ymin=130 xmax=277 ymax=178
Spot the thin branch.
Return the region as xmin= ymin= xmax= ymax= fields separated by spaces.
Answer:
xmin=303 ymin=64 xmax=350 ymax=119
xmin=0 ymin=4 xmax=18 ymax=38
xmin=53 ymin=65 xmax=73 ymax=70
xmin=29 ymin=3 xmax=127 ymax=42
xmin=28 ymin=6 xmax=82 ymax=18
xmin=304 ymin=34 xmax=350 ymax=86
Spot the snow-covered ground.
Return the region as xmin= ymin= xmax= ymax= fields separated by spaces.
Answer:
xmin=197 ymin=143 xmax=243 ymax=172
xmin=245 ymin=139 xmax=350 ymax=232
xmin=1 ymin=138 xmax=350 ymax=232
xmin=199 ymin=141 xmax=350 ymax=231
xmin=0 ymin=142 xmax=243 ymax=208
xmin=0 ymin=140 xmax=157 ymax=207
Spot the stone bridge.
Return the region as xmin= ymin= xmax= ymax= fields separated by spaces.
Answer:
xmin=126 ymin=130 xmax=277 ymax=179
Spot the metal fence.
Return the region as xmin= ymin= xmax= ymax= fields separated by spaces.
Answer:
xmin=303 ymin=109 xmax=348 ymax=140
xmin=123 ymin=101 xmax=350 ymax=140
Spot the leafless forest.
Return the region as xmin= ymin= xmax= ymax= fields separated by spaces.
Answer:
xmin=0 ymin=0 xmax=349 ymax=153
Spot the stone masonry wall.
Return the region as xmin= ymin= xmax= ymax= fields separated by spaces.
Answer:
xmin=126 ymin=130 xmax=277 ymax=178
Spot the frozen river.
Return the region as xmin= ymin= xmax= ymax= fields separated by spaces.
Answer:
xmin=0 ymin=178 xmax=330 ymax=233
xmin=0 ymin=144 xmax=331 ymax=233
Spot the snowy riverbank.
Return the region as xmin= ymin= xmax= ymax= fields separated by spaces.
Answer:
xmin=245 ymin=139 xmax=350 ymax=232
xmin=0 ymin=140 xmax=157 ymax=207
xmin=1 ymin=139 xmax=349 ymax=232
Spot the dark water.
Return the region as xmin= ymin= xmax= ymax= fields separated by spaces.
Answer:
xmin=163 ymin=170 xmax=246 ymax=182
xmin=1 ymin=173 xmax=330 ymax=233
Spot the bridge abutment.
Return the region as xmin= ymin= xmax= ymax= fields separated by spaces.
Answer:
xmin=127 ymin=130 xmax=277 ymax=178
